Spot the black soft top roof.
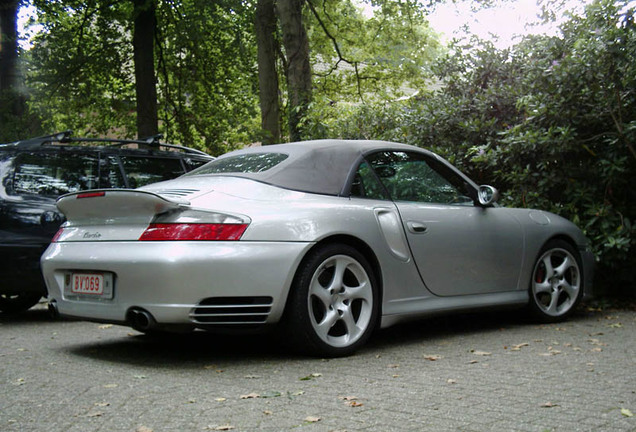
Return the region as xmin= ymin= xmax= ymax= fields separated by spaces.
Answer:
xmin=190 ymin=139 xmax=440 ymax=196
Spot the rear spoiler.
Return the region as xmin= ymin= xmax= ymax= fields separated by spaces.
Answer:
xmin=56 ymin=189 xmax=189 ymax=224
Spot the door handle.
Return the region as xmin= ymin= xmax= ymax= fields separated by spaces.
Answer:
xmin=407 ymin=221 xmax=428 ymax=234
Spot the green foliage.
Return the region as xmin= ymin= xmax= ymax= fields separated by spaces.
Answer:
xmin=303 ymin=0 xmax=442 ymax=137
xmin=25 ymin=0 xmax=259 ymax=154
xmin=319 ymin=0 xmax=636 ymax=292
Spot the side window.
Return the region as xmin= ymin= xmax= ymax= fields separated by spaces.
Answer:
xmin=350 ymin=161 xmax=389 ymax=200
xmin=119 ymin=156 xmax=185 ymax=188
xmin=366 ymin=151 xmax=473 ymax=205
xmin=11 ymin=152 xmax=100 ymax=197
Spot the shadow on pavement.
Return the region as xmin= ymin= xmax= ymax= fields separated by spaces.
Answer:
xmin=63 ymin=308 xmax=597 ymax=367
xmin=0 ymin=305 xmax=55 ymax=324
xmin=66 ymin=330 xmax=296 ymax=366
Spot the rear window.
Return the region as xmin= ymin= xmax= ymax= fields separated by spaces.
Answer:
xmin=190 ymin=153 xmax=288 ymax=175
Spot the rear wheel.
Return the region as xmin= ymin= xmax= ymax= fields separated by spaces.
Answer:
xmin=528 ymin=239 xmax=583 ymax=322
xmin=286 ymin=244 xmax=379 ymax=357
xmin=0 ymin=293 xmax=42 ymax=314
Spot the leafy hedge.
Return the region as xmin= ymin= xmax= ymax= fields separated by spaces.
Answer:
xmin=310 ymin=0 xmax=636 ymax=294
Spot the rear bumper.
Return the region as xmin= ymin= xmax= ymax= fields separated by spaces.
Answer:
xmin=41 ymin=240 xmax=312 ymax=326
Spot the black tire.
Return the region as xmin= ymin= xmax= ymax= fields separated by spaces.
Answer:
xmin=0 ymin=293 xmax=43 ymax=314
xmin=528 ymin=239 xmax=584 ymax=323
xmin=285 ymin=243 xmax=379 ymax=357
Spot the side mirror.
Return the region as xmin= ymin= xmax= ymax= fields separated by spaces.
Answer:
xmin=477 ymin=185 xmax=499 ymax=207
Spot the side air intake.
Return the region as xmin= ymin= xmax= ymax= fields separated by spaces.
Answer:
xmin=190 ymin=297 xmax=273 ymax=325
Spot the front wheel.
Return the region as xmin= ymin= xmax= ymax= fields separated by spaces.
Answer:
xmin=285 ymin=244 xmax=379 ymax=357
xmin=528 ymin=239 xmax=583 ymax=322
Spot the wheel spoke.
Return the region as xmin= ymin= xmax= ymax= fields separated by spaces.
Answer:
xmin=314 ymin=309 xmax=339 ymax=340
xmin=546 ymin=290 xmax=560 ymax=314
xmin=541 ymin=255 xmax=554 ymax=277
xmin=554 ymin=256 xmax=573 ymax=277
xmin=561 ymin=280 xmax=578 ymax=300
xmin=342 ymin=281 xmax=371 ymax=302
xmin=309 ymin=278 xmax=332 ymax=309
xmin=325 ymin=259 xmax=347 ymax=294
xmin=533 ymin=280 xmax=551 ymax=294
xmin=340 ymin=305 xmax=362 ymax=342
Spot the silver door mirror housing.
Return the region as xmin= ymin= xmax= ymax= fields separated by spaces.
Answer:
xmin=477 ymin=185 xmax=499 ymax=206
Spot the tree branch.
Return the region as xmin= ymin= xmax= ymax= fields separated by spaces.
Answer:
xmin=306 ymin=0 xmax=364 ymax=102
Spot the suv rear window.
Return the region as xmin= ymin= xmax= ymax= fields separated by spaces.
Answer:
xmin=119 ymin=156 xmax=186 ymax=188
xmin=11 ymin=152 xmax=104 ymax=196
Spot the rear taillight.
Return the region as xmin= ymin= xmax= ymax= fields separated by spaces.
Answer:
xmin=138 ymin=223 xmax=248 ymax=241
xmin=51 ymin=228 xmax=65 ymax=243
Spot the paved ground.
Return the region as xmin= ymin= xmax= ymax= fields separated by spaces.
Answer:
xmin=1 ymin=303 xmax=635 ymax=432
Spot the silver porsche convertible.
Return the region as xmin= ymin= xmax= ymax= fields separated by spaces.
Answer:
xmin=41 ymin=140 xmax=594 ymax=356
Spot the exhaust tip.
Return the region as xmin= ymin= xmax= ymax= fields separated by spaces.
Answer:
xmin=127 ymin=308 xmax=156 ymax=332
xmin=48 ymin=300 xmax=59 ymax=319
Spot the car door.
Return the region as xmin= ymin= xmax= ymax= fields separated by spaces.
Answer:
xmin=365 ymin=150 xmax=525 ymax=297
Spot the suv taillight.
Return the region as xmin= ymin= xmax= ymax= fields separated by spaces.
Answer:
xmin=51 ymin=228 xmax=65 ymax=243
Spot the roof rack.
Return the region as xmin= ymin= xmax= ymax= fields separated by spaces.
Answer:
xmin=0 ymin=130 xmax=210 ymax=157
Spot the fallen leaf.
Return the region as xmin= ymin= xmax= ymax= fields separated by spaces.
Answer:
xmin=511 ymin=343 xmax=529 ymax=351
xmin=468 ymin=360 xmax=479 ymax=364
xmin=290 ymin=391 xmax=305 ymax=396
xmin=423 ymin=355 xmax=442 ymax=361
xmin=387 ymin=363 xmax=400 ymax=368
xmin=300 ymin=373 xmax=322 ymax=381
xmin=347 ymin=401 xmax=364 ymax=407
xmin=263 ymin=410 xmax=273 ymax=415
xmin=339 ymin=396 xmax=358 ymax=401
xmin=210 ymin=425 xmax=234 ymax=431
xmin=86 ymin=411 xmax=104 ymax=417
xmin=541 ymin=402 xmax=559 ymax=408
xmin=240 ymin=393 xmax=260 ymax=399
xmin=94 ymin=402 xmax=110 ymax=407
xmin=261 ymin=391 xmax=282 ymax=398
xmin=621 ymin=408 xmax=633 ymax=417
xmin=472 ymin=351 xmax=491 ymax=356
xmin=135 ymin=427 xmax=153 ymax=432
xmin=304 ymin=416 xmax=321 ymax=423
xmin=590 ymin=347 xmax=603 ymax=352
xmin=609 ymin=323 xmax=623 ymax=328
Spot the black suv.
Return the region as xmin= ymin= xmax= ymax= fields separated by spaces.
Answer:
xmin=0 ymin=131 xmax=213 ymax=313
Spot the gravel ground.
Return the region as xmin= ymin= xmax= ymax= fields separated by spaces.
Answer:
xmin=1 ymin=303 xmax=635 ymax=432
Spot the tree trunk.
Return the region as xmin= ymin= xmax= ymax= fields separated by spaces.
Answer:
xmin=132 ymin=0 xmax=159 ymax=140
xmin=277 ymin=0 xmax=311 ymax=142
xmin=0 ymin=0 xmax=24 ymax=118
xmin=255 ymin=0 xmax=280 ymax=145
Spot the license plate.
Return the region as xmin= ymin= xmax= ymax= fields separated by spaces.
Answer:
xmin=64 ymin=272 xmax=114 ymax=299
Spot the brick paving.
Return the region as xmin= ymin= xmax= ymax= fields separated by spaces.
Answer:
xmin=1 ymin=304 xmax=635 ymax=431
